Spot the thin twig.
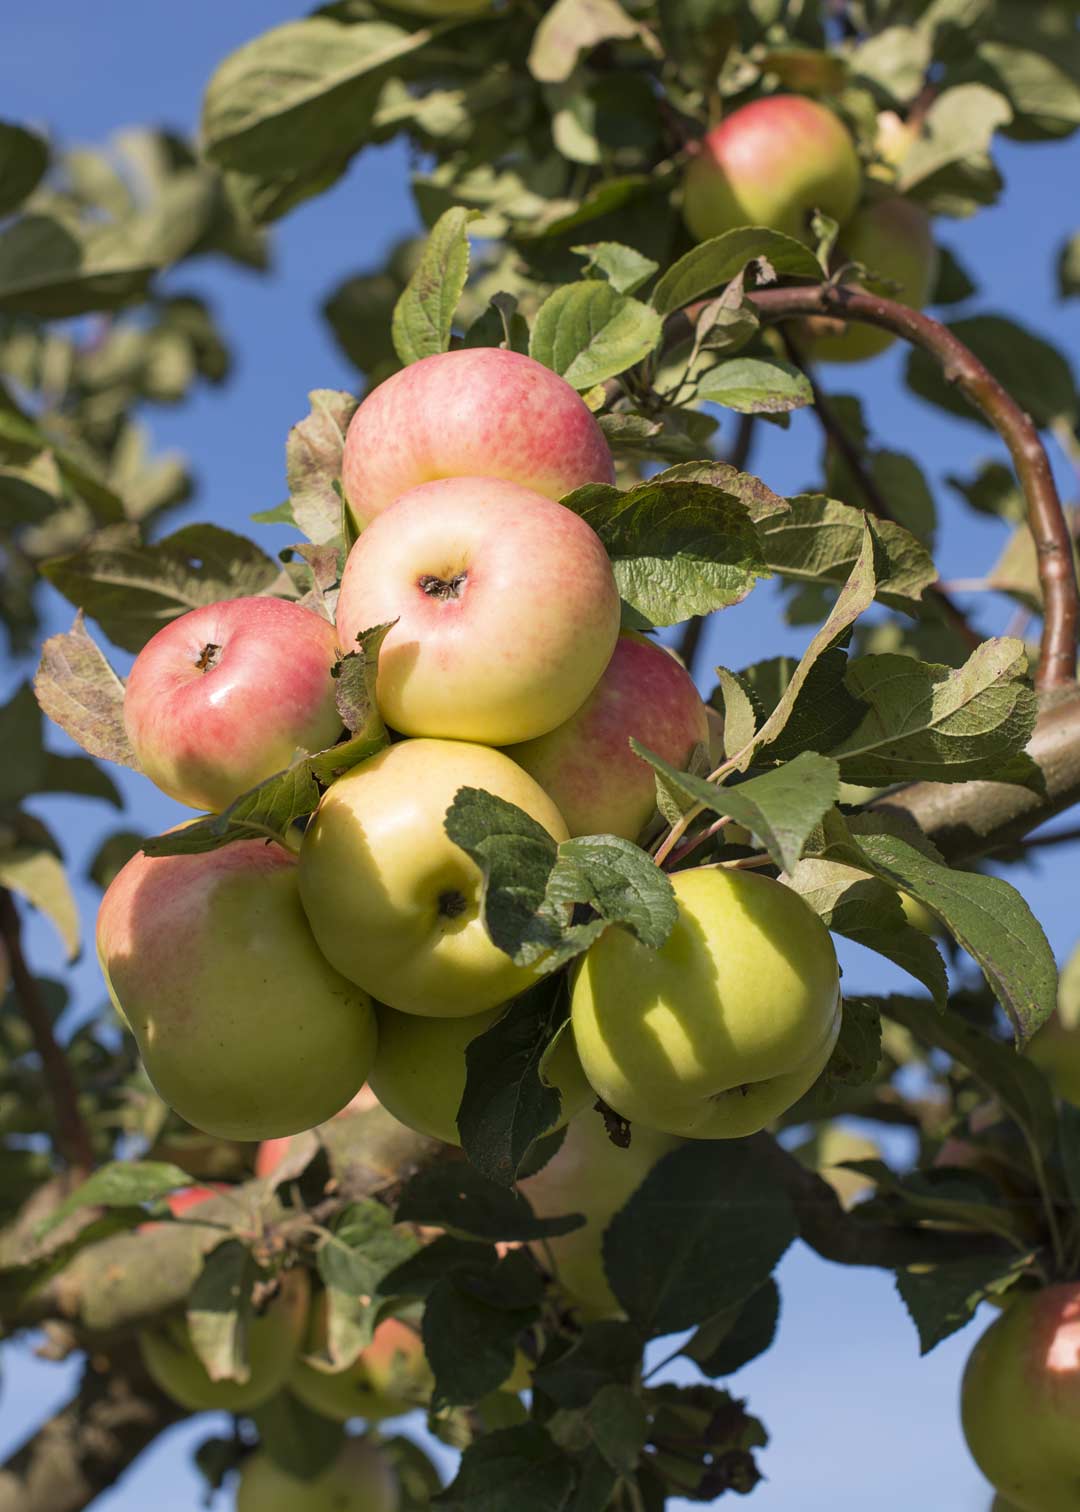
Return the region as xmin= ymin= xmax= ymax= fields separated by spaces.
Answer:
xmin=0 ymin=890 xmax=94 ymax=1176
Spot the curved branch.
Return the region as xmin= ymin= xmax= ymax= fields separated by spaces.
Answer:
xmin=747 ymin=284 xmax=1079 ymax=690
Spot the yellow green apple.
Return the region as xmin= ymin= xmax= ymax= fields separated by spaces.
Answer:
xmin=290 ymin=1292 xmax=432 ymax=1422
xmin=506 ymin=632 xmax=710 ymax=841
xmin=97 ymin=841 xmax=376 ymax=1140
xmin=139 ymin=1267 xmax=309 ymax=1413
xmin=1028 ymin=1014 xmax=1080 ymax=1106
xmin=519 ymin=1110 xmax=679 ymax=1318
xmin=341 ymin=348 xmax=614 ymax=527
xmin=298 ymin=738 xmax=569 ymax=1017
xmin=123 ymin=597 xmax=342 ymax=813
xmin=682 ymin=95 xmax=861 ymax=245
xmin=961 ymin=1282 xmax=1080 ymax=1510
xmin=571 ymin=865 xmax=842 ymax=1138
xmin=899 ymin=891 xmax=940 ymax=936
xmin=334 ymin=476 xmax=621 ymax=745
xmin=369 ymin=1003 xmax=591 ymax=1144
xmin=236 ymin=1435 xmax=399 ymax=1512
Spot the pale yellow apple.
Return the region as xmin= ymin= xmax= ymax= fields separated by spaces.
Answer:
xmin=290 ymin=1293 xmax=432 ymax=1423
xmin=298 ymin=739 xmax=569 ymax=1016
xmin=899 ymin=891 xmax=940 ymax=936
xmin=571 ymin=866 xmax=841 ymax=1138
xmin=334 ymin=476 xmax=621 ymax=746
xmin=519 ymin=1110 xmax=679 ymax=1318
xmin=370 ymin=1004 xmax=592 ymax=1144
xmin=236 ymin=1435 xmax=399 ymax=1512
xmin=139 ymin=1268 xmax=309 ymax=1413
xmin=97 ymin=842 xmax=376 ymax=1140
xmin=961 ymin=1283 xmax=1080 ymax=1510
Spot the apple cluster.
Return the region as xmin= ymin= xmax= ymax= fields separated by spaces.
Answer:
xmin=682 ymin=94 xmax=938 ymax=363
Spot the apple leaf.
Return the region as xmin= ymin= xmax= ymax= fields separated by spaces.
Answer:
xmin=33 ymin=614 xmax=140 ymax=770
xmin=286 ymin=389 xmax=358 ymax=546
xmin=651 ymin=228 xmax=821 ymax=317
xmin=755 ymin=495 xmax=935 ymax=608
xmin=530 ymin=282 xmax=663 ymax=391
xmin=423 ymin=1258 xmax=541 ymax=1408
xmin=317 ymin=1199 xmax=419 ymax=1312
xmin=531 ymin=1322 xmax=644 ymax=1409
xmin=559 ymin=476 xmax=768 ymax=627
xmin=141 ymin=761 xmax=322 ymax=856
xmin=36 ymin=1160 xmax=195 ymax=1238
xmin=710 ymin=668 xmax=759 ymax=762
xmin=527 ymin=0 xmax=641 ymax=84
xmin=572 ymin=241 xmax=659 ymax=296
xmin=0 ymin=837 xmax=80 ymax=961
xmin=681 ymin=1278 xmax=780 ymax=1378
xmin=604 ymin=1141 xmax=796 ymax=1336
xmin=1060 ymin=233 xmax=1080 ymax=299
xmin=737 ymin=648 xmax=865 ymax=763
xmin=380 ymin=1236 xmax=498 ymax=1303
xmin=695 ymin=357 xmax=812 ymax=415
xmin=906 ymin=314 xmax=1079 ymax=433
xmin=791 ymin=998 xmax=884 ymax=1117
xmin=331 ymin=621 xmax=392 ymax=739
xmin=437 ymin=1425 xmax=577 ymax=1512
xmin=542 ymin=835 xmax=677 ymax=960
xmin=894 ymin=1254 xmax=1030 ymax=1356
xmin=0 ymin=122 xmax=48 ymax=215
xmin=187 ymin=1239 xmax=256 ymax=1384
xmin=652 ymin=461 xmax=789 ymax=522
xmin=392 ymin=205 xmax=480 ymax=367
xmin=249 ymin=1394 xmax=345 ymax=1482
xmin=395 ymin=1163 xmax=585 ymax=1244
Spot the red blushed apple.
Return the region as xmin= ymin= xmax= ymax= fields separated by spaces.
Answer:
xmin=124 ymin=596 xmax=344 ymax=814
xmin=682 ymin=95 xmax=861 ymax=245
xmin=254 ymin=1087 xmax=380 ymax=1179
xmin=340 ymin=348 xmax=615 ymax=527
xmin=506 ymin=632 xmax=710 ymax=841
xmin=138 ymin=1183 xmax=231 ymax=1234
xmin=335 ymin=477 xmax=621 ymax=745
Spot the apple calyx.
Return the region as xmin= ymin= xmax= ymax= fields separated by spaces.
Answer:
xmin=419 ymin=570 xmax=468 ymax=601
xmin=195 ymin=641 xmax=222 ymax=672
xmin=437 ymin=888 xmax=469 ymax=919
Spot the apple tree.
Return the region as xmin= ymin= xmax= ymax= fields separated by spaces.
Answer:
xmin=2 ymin=3 xmax=1080 ymax=1509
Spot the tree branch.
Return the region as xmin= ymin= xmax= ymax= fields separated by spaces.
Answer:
xmin=0 ymin=891 xmax=94 ymax=1177
xmin=749 ymin=284 xmax=1079 ymax=689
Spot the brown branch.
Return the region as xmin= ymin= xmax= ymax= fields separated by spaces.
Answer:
xmin=0 ymin=891 xmax=94 ymax=1176
xmin=777 ymin=327 xmax=981 ymax=654
xmin=749 ymin=285 xmax=1079 ymax=689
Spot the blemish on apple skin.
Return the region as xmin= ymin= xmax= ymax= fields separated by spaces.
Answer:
xmin=195 ymin=642 xmax=221 ymax=673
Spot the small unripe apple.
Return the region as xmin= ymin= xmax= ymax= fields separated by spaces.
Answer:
xmin=682 ymin=95 xmax=861 ymax=245
xmin=97 ymin=841 xmax=376 ymax=1140
xmin=1028 ymin=1014 xmax=1080 ymax=1106
xmin=899 ymin=892 xmax=939 ymax=936
xmin=341 ymin=348 xmax=614 ymax=527
xmin=803 ymin=196 xmax=938 ymax=362
xmin=140 ymin=1267 xmax=309 ymax=1413
xmin=299 ymin=738 xmax=569 ymax=1017
xmin=571 ymin=865 xmax=841 ymax=1138
xmin=290 ymin=1292 xmax=433 ymax=1423
xmin=124 ymin=597 xmax=343 ymax=813
xmin=335 ymin=477 xmax=621 ymax=746
xmin=506 ymin=633 xmax=710 ymax=841
xmin=369 ymin=1003 xmax=591 ymax=1145
xmin=961 ymin=1282 xmax=1080 ymax=1510
xmin=520 ymin=1111 xmax=679 ymax=1318
xmin=236 ymin=1435 xmax=399 ymax=1512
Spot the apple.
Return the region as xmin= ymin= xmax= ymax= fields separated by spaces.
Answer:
xmin=506 ymin=632 xmax=710 ymax=841
xmin=1028 ymin=1014 xmax=1080 ymax=1106
xmin=571 ymin=865 xmax=842 ymax=1138
xmin=899 ymin=891 xmax=939 ymax=936
xmin=254 ymin=1088 xmax=380 ymax=1180
xmin=682 ymin=95 xmax=861 ymax=245
xmin=519 ymin=1110 xmax=679 ymax=1318
xmin=961 ymin=1282 xmax=1080 ymax=1510
xmin=335 ymin=476 xmax=621 ymax=745
xmin=874 ymin=109 xmax=916 ymax=172
xmin=140 ymin=1266 xmax=309 ymax=1413
xmin=803 ymin=196 xmax=938 ymax=362
xmin=340 ymin=348 xmax=614 ymax=527
xmin=298 ymin=737 xmax=569 ymax=1017
xmin=290 ymin=1292 xmax=433 ymax=1423
xmin=97 ymin=841 xmax=377 ymax=1140
xmin=369 ymin=1002 xmax=592 ymax=1145
xmin=124 ymin=597 xmax=343 ymax=814
xmin=236 ymin=1435 xmax=399 ymax=1512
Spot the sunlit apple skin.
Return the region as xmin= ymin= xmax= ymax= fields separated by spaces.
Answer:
xmin=899 ymin=891 xmax=940 ymax=936
xmin=571 ymin=866 xmax=841 ymax=1138
xmin=370 ymin=1004 xmax=591 ymax=1144
xmin=961 ymin=1283 xmax=1080 ymax=1511
xmin=290 ymin=1292 xmax=433 ymax=1423
xmin=1028 ymin=1015 xmax=1080 ymax=1106
xmin=335 ymin=477 xmax=621 ymax=745
xmin=140 ymin=1267 xmax=309 ymax=1413
xmin=506 ymin=633 xmax=710 ymax=841
xmin=97 ymin=842 xmax=376 ymax=1140
xmin=299 ymin=738 xmax=569 ymax=1017
xmin=236 ymin=1435 xmax=399 ymax=1512
xmin=804 ymin=197 xmax=938 ymax=362
xmin=520 ymin=1111 xmax=679 ymax=1318
xmin=123 ymin=597 xmax=343 ymax=813
xmin=682 ymin=95 xmax=861 ymax=245
xmin=341 ymin=348 xmax=614 ymax=527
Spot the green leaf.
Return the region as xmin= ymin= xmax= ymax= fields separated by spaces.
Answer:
xmin=392 ymin=207 xmax=480 ymax=367
xmin=317 ymin=1199 xmax=419 ymax=1304
xmin=895 ymin=1254 xmax=1030 ymax=1355
xmin=850 ymin=26 xmax=932 ymax=105
xmin=709 ymin=669 xmax=758 ymax=762
xmin=395 ymin=1163 xmax=585 ymax=1243
xmin=906 ymin=315 xmax=1079 ymax=431
xmin=559 ymin=477 xmax=768 ymax=628
xmin=0 ymin=842 xmax=79 ymax=961
xmin=33 ymin=614 xmax=139 ymax=769
xmin=41 ymin=524 xmax=280 ymax=654
xmin=527 ymin=0 xmax=640 ymax=84
xmin=756 ymin=495 xmax=936 ymax=608
xmin=37 ymin=1160 xmax=193 ymax=1237
xmin=532 ymin=1322 xmax=644 ymax=1409
xmin=249 ymin=1394 xmax=345 ymax=1481
xmin=582 ymin=1384 xmax=649 ymax=1474
xmin=737 ymin=648 xmax=865 ymax=764
xmin=437 ymin=1425 xmax=576 ymax=1512
xmin=828 ymin=640 xmax=1039 ymax=787
xmin=654 ymin=461 xmax=789 ymax=522
xmin=1059 ymin=233 xmax=1080 ymax=299
xmin=972 ymin=40 xmax=1080 ymax=138
xmin=530 ymin=282 xmax=662 ymax=390
xmin=899 ymin=84 xmax=1012 ymax=208
xmin=572 ymin=241 xmax=659 ymax=295
xmin=651 ymin=229 xmax=822 ymax=318
xmin=0 ymin=122 xmax=49 ymax=215
xmin=286 ymin=390 xmax=358 ymax=545
xmin=187 ymin=1240 xmax=256 ymax=1383
xmin=544 ymin=835 xmax=677 ymax=955
xmin=332 ymin=622 xmax=392 ymax=740
xmin=805 ymin=996 xmax=884 ymax=1102
xmin=681 ymin=1278 xmax=780 ymax=1378
xmin=604 ymin=1142 xmax=796 ymax=1336
xmin=424 ymin=1268 xmax=538 ymax=1407
xmin=695 ymin=357 xmax=812 ymax=415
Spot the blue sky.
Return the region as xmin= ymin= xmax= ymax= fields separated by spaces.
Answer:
xmin=3 ymin=5 xmax=1080 ymax=1509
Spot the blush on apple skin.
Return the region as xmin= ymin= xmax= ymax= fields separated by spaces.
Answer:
xmin=124 ymin=596 xmax=344 ymax=814
xmin=340 ymin=347 xmax=615 ymax=527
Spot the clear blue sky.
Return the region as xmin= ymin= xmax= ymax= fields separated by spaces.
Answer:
xmin=3 ymin=5 xmax=1080 ymax=1509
